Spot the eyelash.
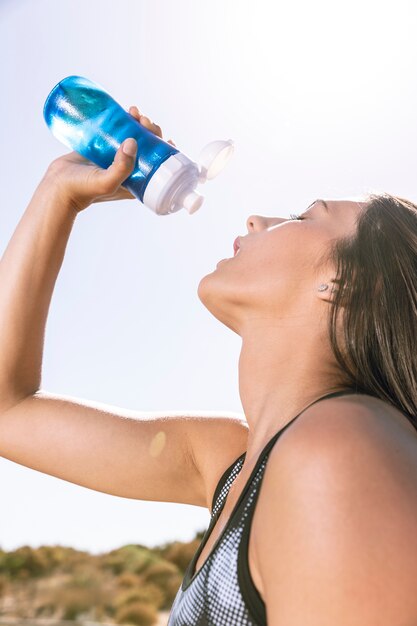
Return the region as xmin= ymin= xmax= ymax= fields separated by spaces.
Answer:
xmin=288 ymin=213 xmax=305 ymax=220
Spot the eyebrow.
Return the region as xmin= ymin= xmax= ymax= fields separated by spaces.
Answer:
xmin=310 ymin=198 xmax=329 ymax=212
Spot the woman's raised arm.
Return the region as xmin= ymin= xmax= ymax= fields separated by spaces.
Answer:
xmin=0 ymin=112 xmax=248 ymax=507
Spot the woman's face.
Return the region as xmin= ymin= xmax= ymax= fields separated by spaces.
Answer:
xmin=197 ymin=198 xmax=367 ymax=333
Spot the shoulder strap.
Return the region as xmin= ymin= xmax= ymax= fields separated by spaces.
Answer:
xmin=263 ymin=388 xmax=362 ymax=454
xmin=237 ymin=388 xmax=365 ymax=624
xmin=210 ymin=390 xmax=359 ymax=516
xmin=210 ymin=451 xmax=246 ymax=515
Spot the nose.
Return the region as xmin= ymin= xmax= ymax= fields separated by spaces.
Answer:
xmin=246 ymin=214 xmax=282 ymax=233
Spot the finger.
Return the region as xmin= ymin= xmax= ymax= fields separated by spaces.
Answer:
xmin=94 ymin=138 xmax=137 ymax=195
xmin=129 ymin=108 xmax=163 ymax=139
xmin=167 ymin=139 xmax=176 ymax=147
xmin=140 ymin=115 xmax=163 ymax=138
xmin=129 ymin=105 xmax=141 ymax=120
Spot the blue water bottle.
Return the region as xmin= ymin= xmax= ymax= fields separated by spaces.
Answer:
xmin=43 ymin=76 xmax=234 ymax=216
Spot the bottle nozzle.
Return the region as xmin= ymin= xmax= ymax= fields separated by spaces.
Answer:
xmin=182 ymin=190 xmax=204 ymax=214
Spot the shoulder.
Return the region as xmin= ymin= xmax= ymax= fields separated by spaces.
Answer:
xmin=253 ymin=395 xmax=417 ymax=625
xmin=271 ymin=392 xmax=417 ymax=466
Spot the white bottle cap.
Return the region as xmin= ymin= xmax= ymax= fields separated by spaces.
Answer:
xmin=197 ymin=139 xmax=235 ymax=183
xmin=142 ymin=139 xmax=234 ymax=216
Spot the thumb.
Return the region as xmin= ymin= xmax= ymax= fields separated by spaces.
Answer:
xmin=121 ymin=137 xmax=138 ymax=158
xmin=95 ymin=138 xmax=137 ymax=193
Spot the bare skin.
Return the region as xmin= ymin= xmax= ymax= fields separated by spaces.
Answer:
xmin=200 ymin=197 xmax=366 ymax=457
xmin=193 ymin=201 xmax=417 ymax=618
xmin=193 ymin=395 xmax=417 ymax=612
xmin=0 ymin=106 xmax=248 ymax=510
xmin=1 ymin=106 xmax=417 ymax=623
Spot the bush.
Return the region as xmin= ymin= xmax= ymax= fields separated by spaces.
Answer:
xmin=116 ymin=572 xmax=142 ymax=589
xmin=69 ymin=570 xmax=99 ymax=588
xmin=56 ymin=587 xmax=93 ymax=620
xmin=34 ymin=601 xmax=57 ymax=618
xmin=0 ymin=574 xmax=8 ymax=596
xmin=103 ymin=546 xmax=158 ymax=576
xmin=160 ymin=540 xmax=200 ymax=573
xmin=0 ymin=546 xmax=49 ymax=578
xmin=115 ymin=600 xmax=157 ymax=626
xmin=52 ymin=577 xmax=107 ymax=620
xmin=113 ymin=583 xmax=164 ymax=611
xmin=142 ymin=561 xmax=182 ymax=609
xmin=143 ymin=560 xmax=179 ymax=585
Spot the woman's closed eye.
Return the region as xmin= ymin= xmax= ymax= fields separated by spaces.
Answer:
xmin=288 ymin=213 xmax=306 ymax=221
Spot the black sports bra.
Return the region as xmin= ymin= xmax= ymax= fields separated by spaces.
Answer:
xmin=167 ymin=389 xmax=363 ymax=625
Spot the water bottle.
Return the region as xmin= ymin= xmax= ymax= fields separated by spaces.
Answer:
xmin=43 ymin=76 xmax=234 ymax=216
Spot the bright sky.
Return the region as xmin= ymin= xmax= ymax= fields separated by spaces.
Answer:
xmin=0 ymin=0 xmax=416 ymax=554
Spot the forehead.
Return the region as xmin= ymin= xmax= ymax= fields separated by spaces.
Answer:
xmin=325 ymin=198 xmax=368 ymax=215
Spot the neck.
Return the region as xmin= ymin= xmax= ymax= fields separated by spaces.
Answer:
xmin=238 ymin=320 xmax=346 ymax=465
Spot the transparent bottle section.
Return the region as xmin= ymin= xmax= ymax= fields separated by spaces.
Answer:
xmin=43 ymin=75 xmax=179 ymax=202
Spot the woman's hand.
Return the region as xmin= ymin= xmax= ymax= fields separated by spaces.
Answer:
xmin=45 ymin=106 xmax=176 ymax=213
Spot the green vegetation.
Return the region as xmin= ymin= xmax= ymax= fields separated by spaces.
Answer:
xmin=0 ymin=531 xmax=205 ymax=625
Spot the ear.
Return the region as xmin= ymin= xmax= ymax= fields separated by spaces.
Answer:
xmin=316 ymin=279 xmax=338 ymax=303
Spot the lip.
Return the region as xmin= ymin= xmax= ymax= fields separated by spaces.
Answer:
xmin=233 ymin=236 xmax=241 ymax=256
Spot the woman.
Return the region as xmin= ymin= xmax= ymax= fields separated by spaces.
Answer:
xmin=1 ymin=106 xmax=417 ymax=626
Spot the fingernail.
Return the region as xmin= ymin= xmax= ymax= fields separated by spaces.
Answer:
xmin=131 ymin=105 xmax=141 ymax=116
xmin=122 ymin=138 xmax=137 ymax=157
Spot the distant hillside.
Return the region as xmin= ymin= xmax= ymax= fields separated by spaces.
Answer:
xmin=0 ymin=531 xmax=205 ymax=625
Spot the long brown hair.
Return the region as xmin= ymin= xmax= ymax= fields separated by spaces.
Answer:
xmin=325 ymin=192 xmax=417 ymax=430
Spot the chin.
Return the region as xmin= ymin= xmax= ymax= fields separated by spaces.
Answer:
xmin=197 ymin=271 xmax=241 ymax=335
xmin=197 ymin=270 xmax=216 ymax=308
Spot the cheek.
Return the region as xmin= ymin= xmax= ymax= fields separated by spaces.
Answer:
xmin=242 ymin=238 xmax=300 ymax=281
xmin=240 ymin=233 xmax=323 ymax=299
xmin=221 ymin=245 xmax=294 ymax=309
